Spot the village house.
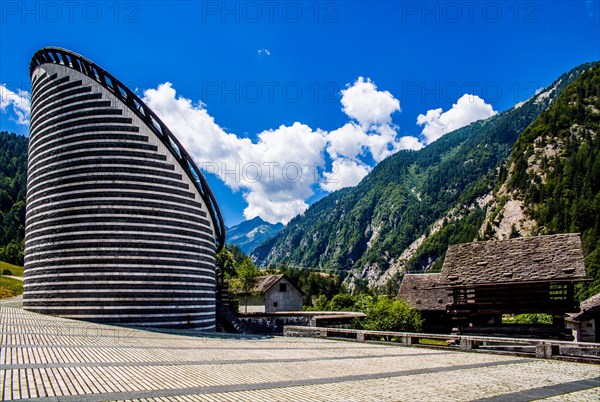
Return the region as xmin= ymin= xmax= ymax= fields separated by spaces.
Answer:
xmin=237 ymin=274 xmax=303 ymax=314
xmin=398 ymin=273 xmax=452 ymax=333
xmin=440 ymin=233 xmax=587 ymax=339
xmin=566 ymin=293 xmax=600 ymax=343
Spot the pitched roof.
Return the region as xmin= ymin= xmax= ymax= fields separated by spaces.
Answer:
xmin=398 ymin=274 xmax=449 ymax=311
xmin=237 ymin=274 xmax=303 ymax=295
xmin=568 ymin=293 xmax=600 ymax=322
xmin=252 ymin=274 xmax=285 ymax=293
xmin=440 ymin=234 xmax=587 ymax=286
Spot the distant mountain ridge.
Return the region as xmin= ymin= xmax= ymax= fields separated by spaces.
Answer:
xmin=253 ymin=63 xmax=596 ymax=291
xmin=227 ymin=216 xmax=284 ymax=255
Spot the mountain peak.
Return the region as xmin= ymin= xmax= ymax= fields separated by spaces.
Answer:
xmin=226 ymin=217 xmax=285 ymax=255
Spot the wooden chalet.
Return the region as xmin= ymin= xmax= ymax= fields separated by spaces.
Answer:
xmin=440 ymin=234 xmax=587 ymax=339
xmin=398 ymin=274 xmax=452 ymax=333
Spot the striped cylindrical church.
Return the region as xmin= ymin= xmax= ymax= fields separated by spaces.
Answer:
xmin=24 ymin=47 xmax=225 ymax=330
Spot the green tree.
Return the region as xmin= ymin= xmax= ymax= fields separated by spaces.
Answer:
xmin=216 ymin=246 xmax=237 ymax=278
xmin=310 ymin=294 xmax=329 ymax=311
xmin=0 ymin=132 xmax=28 ymax=265
xmin=232 ymin=258 xmax=260 ymax=313
xmin=328 ymin=293 xmax=355 ymax=311
xmin=352 ymin=293 xmax=374 ymax=313
xmin=361 ymin=297 xmax=422 ymax=332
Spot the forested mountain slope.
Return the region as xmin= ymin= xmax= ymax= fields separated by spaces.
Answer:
xmin=478 ymin=64 xmax=600 ymax=299
xmin=0 ymin=131 xmax=27 ymax=265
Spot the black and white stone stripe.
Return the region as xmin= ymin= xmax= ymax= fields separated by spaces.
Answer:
xmin=25 ymin=60 xmax=218 ymax=330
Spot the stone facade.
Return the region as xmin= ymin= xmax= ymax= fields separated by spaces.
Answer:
xmin=236 ymin=313 xmax=311 ymax=333
xmin=568 ymin=318 xmax=598 ymax=343
xmin=566 ymin=293 xmax=600 ymax=342
xmin=238 ymin=275 xmax=303 ymax=313
xmin=398 ymin=274 xmax=453 ymax=333
xmin=24 ymin=48 xmax=224 ymax=330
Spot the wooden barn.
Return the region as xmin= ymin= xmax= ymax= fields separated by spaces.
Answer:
xmin=440 ymin=234 xmax=587 ymax=339
xmin=398 ymin=274 xmax=452 ymax=333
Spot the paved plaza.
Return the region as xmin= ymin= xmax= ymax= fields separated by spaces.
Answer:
xmin=0 ymin=306 xmax=599 ymax=401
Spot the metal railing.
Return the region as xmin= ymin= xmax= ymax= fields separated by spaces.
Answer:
xmin=30 ymin=47 xmax=226 ymax=251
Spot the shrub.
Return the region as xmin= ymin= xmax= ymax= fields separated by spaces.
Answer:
xmin=361 ymin=297 xmax=422 ymax=332
xmin=512 ymin=313 xmax=552 ymax=324
xmin=328 ymin=293 xmax=355 ymax=311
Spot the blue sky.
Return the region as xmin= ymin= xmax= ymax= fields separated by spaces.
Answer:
xmin=1 ymin=1 xmax=599 ymax=226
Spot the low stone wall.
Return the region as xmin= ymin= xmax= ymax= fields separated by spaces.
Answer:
xmin=237 ymin=314 xmax=311 ymax=334
xmin=283 ymin=325 xmax=600 ymax=363
xmin=237 ymin=312 xmax=365 ymax=334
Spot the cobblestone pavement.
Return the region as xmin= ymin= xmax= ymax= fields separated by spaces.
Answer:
xmin=1 ymin=307 xmax=599 ymax=401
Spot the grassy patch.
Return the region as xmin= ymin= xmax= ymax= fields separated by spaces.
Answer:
xmin=0 ymin=260 xmax=24 ymax=277
xmin=503 ymin=314 xmax=553 ymax=324
xmin=0 ymin=276 xmax=23 ymax=299
xmin=418 ymin=338 xmax=448 ymax=346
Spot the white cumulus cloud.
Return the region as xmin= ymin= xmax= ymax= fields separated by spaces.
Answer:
xmin=397 ymin=135 xmax=424 ymax=151
xmin=417 ymin=94 xmax=497 ymax=144
xmin=341 ymin=77 xmax=400 ymax=128
xmin=143 ymin=83 xmax=326 ymax=224
xmin=321 ymin=158 xmax=371 ymax=192
xmin=145 ymin=82 xmax=494 ymax=224
xmin=334 ymin=79 xmax=420 ymax=163
xmin=0 ymin=84 xmax=31 ymax=125
xmin=143 ymin=78 xmax=422 ymax=224
xmin=321 ymin=123 xmax=422 ymax=192
xmin=326 ymin=123 xmax=368 ymax=161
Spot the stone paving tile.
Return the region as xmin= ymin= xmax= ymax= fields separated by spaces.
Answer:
xmin=1 ymin=306 xmax=599 ymax=401
xmin=539 ymin=388 xmax=600 ymax=401
xmin=120 ymin=362 xmax=600 ymax=402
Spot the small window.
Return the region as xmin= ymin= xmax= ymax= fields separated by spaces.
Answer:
xmin=279 ymin=283 xmax=287 ymax=292
xmin=273 ymin=301 xmax=278 ymax=308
